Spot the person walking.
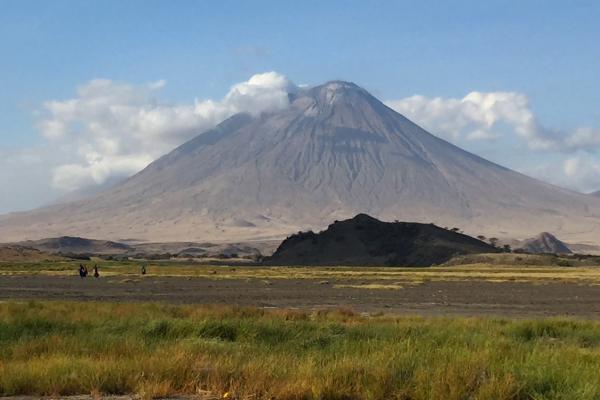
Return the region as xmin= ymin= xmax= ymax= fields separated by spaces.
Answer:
xmin=93 ymin=264 xmax=99 ymax=278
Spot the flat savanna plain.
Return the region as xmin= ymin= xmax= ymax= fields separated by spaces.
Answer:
xmin=1 ymin=260 xmax=600 ymax=317
xmin=1 ymin=260 xmax=600 ymax=399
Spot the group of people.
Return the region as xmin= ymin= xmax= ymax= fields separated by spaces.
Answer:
xmin=78 ymin=264 xmax=147 ymax=278
xmin=78 ymin=264 xmax=99 ymax=278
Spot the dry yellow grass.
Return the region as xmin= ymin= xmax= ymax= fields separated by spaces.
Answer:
xmin=2 ymin=260 xmax=600 ymax=285
xmin=333 ymin=283 xmax=411 ymax=290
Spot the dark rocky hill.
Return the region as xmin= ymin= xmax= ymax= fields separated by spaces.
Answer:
xmin=265 ymin=214 xmax=498 ymax=266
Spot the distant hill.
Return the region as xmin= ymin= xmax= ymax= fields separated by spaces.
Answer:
xmin=13 ymin=236 xmax=278 ymax=259
xmin=130 ymin=240 xmax=277 ymax=258
xmin=18 ymin=236 xmax=132 ymax=256
xmin=265 ymin=214 xmax=498 ymax=267
xmin=517 ymin=232 xmax=572 ymax=254
xmin=591 ymin=190 xmax=600 ymax=197
xmin=0 ymin=245 xmax=69 ymax=262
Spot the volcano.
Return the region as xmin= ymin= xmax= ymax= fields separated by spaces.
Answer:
xmin=1 ymin=81 xmax=600 ymax=244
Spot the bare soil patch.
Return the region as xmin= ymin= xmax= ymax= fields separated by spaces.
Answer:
xmin=0 ymin=274 xmax=598 ymax=318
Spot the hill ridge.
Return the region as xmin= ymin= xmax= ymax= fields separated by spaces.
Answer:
xmin=265 ymin=214 xmax=499 ymax=266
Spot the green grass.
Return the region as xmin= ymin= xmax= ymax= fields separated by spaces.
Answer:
xmin=0 ymin=302 xmax=599 ymax=399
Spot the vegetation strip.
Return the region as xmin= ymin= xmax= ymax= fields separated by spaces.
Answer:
xmin=2 ymin=260 xmax=600 ymax=285
xmin=1 ymin=301 xmax=599 ymax=399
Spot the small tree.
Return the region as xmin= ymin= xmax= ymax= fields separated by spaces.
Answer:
xmin=489 ymin=237 xmax=499 ymax=247
xmin=477 ymin=235 xmax=486 ymax=242
xmin=451 ymin=227 xmax=460 ymax=233
xmin=502 ymin=244 xmax=512 ymax=253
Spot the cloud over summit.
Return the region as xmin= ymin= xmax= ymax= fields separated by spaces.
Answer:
xmin=38 ymin=72 xmax=297 ymax=191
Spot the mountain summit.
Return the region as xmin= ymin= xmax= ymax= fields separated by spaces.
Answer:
xmin=2 ymin=81 xmax=600 ymax=244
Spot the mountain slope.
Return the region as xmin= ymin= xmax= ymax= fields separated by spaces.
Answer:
xmin=1 ymin=81 xmax=600 ymax=244
xmin=265 ymin=214 xmax=499 ymax=266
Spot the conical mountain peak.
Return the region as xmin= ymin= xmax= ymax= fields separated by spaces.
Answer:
xmin=289 ymin=80 xmax=393 ymax=129
xmin=320 ymin=80 xmax=361 ymax=91
xmin=306 ymin=80 xmax=372 ymax=105
xmin=1 ymin=78 xmax=600 ymax=245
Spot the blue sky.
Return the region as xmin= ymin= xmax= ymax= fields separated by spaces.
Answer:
xmin=1 ymin=0 xmax=600 ymax=213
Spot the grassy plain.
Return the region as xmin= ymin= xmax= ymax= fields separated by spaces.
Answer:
xmin=1 ymin=259 xmax=599 ymax=399
xmin=1 ymin=259 xmax=600 ymax=286
xmin=0 ymin=301 xmax=599 ymax=399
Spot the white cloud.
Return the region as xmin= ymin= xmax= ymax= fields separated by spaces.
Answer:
xmin=38 ymin=72 xmax=297 ymax=191
xmin=528 ymin=154 xmax=600 ymax=193
xmin=564 ymin=127 xmax=600 ymax=150
xmin=386 ymin=91 xmax=600 ymax=192
xmin=222 ymin=71 xmax=296 ymax=116
xmin=562 ymin=155 xmax=600 ymax=188
xmin=386 ymin=92 xmax=527 ymax=142
xmin=386 ymin=92 xmax=599 ymax=152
